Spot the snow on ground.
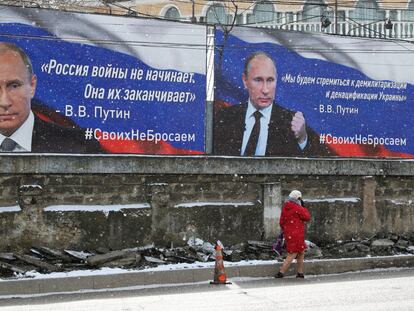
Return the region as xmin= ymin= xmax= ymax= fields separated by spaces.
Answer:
xmin=4 ymin=254 xmax=412 ymax=281
xmin=9 ymin=259 xmax=276 ymax=280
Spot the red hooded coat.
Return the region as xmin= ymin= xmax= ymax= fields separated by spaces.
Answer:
xmin=279 ymin=199 xmax=311 ymax=253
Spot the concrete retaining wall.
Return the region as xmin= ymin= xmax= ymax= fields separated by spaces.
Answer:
xmin=0 ymin=155 xmax=413 ymax=251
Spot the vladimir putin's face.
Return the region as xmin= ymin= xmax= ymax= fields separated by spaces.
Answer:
xmin=0 ymin=49 xmax=36 ymax=136
xmin=242 ymin=55 xmax=277 ymax=110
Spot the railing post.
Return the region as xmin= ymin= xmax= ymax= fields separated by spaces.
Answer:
xmin=345 ymin=11 xmax=349 ymax=35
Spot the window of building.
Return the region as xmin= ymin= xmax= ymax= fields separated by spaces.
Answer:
xmin=206 ymin=4 xmax=228 ymax=24
xmin=286 ymin=12 xmax=294 ymax=23
xmin=337 ymin=10 xmax=346 ymax=22
xmin=388 ymin=9 xmax=398 ymax=20
xmin=350 ymin=0 xmax=386 ymax=22
xmin=275 ymin=12 xmax=283 ymax=23
xmin=235 ymin=13 xmax=244 ymax=25
xmin=165 ymin=7 xmax=180 ymax=20
xmin=247 ymin=2 xmax=275 ymax=24
xmin=302 ymin=0 xmax=327 ymax=22
xmin=402 ymin=1 xmax=414 ymax=21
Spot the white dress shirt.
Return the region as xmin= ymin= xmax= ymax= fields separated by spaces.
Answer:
xmin=241 ymin=101 xmax=307 ymax=156
xmin=241 ymin=100 xmax=272 ymax=156
xmin=0 ymin=111 xmax=34 ymax=152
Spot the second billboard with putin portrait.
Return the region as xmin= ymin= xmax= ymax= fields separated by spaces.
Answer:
xmin=213 ymin=26 xmax=414 ymax=158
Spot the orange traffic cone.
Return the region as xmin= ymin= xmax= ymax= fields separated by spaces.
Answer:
xmin=210 ymin=242 xmax=231 ymax=285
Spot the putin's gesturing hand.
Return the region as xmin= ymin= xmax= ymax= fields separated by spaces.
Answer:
xmin=291 ymin=111 xmax=307 ymax=144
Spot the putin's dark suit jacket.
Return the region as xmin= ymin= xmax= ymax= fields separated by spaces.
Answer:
xmin=31 ymin=115 xmax=103 ymax=153
xmin=213 ymin=102 xmax=331 ymax=157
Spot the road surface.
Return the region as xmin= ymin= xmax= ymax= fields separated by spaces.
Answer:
xmin=0 ymin=268 xmax=413 ymax=310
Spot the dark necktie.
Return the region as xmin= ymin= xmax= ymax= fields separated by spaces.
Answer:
xmin=244 ymin=110 xmax=262 ymax=156
xmin=0 ymin=137 xmax=17 ymax=152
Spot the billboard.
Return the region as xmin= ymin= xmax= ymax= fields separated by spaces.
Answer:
xmin=0 ymin=6 xmax=206 ymax=154
xmin=213 ymin=27 xmax=414 ymax=158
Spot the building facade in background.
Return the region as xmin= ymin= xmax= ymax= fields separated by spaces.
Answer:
xmin=93 ymin=0 xmax=414 ymax=40
xmin=4 ymin=0 xmax=413 ymax=39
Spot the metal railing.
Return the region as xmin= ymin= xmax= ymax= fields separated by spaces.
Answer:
xmin=256 ymin=20 xmax=414 ymax=40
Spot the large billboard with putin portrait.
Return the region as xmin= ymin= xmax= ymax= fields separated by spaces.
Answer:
xmin=213 ymin=26 xmax=414 ymax=158
xmin=0 ymin=6 xmax=206 ymax=154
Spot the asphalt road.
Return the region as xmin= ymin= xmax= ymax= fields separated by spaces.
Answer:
xmin=1 ymin=268 xmax=413 ymax=311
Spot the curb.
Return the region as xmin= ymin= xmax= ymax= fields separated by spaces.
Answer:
xmin=0 ymin=255 xmax=413 ymax=297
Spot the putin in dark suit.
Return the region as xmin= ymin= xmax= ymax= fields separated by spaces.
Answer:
xmin=0 ymin=42 xmax=102 ymax=153
xmin=214 ymin=51 xmax=330 ymax=157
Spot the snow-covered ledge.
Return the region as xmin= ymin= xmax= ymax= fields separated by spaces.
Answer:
xmin=44 ymin=203 xmax=151 ymax=217
xmin=0 ymin=205 xmax=21 ymax=213
xmin=0 ymin=154 xmax=413 ymax=176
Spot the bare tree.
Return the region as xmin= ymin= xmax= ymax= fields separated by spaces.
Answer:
xmin=215 ymin=0 xmax=240 ymax=75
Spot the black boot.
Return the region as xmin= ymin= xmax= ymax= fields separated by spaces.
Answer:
xmin=275 ymin=271 xmax=284 ymax=278
xmin=296 ymin=273 xmax=304 ymax=278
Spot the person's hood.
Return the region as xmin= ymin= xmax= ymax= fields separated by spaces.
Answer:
xmin=285 ymin=197 xmax=301 ymax=209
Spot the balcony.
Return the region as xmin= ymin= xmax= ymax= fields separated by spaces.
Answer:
xmin=253 ymin=19 xmax=414 ymax=40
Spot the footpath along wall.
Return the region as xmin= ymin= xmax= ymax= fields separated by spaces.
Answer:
xmin=0 ymin=155 xmax=413 ymax=251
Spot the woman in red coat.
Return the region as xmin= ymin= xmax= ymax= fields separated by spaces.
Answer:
xmin=275 ymin=190 xmax=311 ymax=278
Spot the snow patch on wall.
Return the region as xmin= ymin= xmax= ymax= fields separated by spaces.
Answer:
xmin=44 ymin=203 xmax=151 ymax=217
xmin=174 ymin=202 xmax=255 ymax=208
xmin=387 ymin=199 xmax=413 ymax=205
xmin=305 ymin=197 xmax=360 ymax=203
xmin=0 ymin=205 xmax=21 ymax=213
